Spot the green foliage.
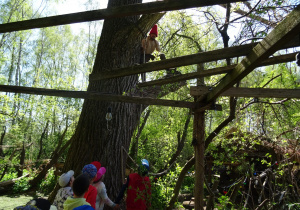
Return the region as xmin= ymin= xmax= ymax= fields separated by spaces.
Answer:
xmin=217 ymin=195 xmax=232 ymax=210
xmin=181 ymin=173 xmax=194 ymax=194
xmin=12 ymin=175 xmax=32 ymax=193
xmin=151 ymin=180 xmax=169 ymax=209
xmin=0 ymin=1 xmax=299 ymax=209
xmin=1 ymin=170 xmax=18 ymax=182
xmin=135 ymin=106 xmax=193 ymax=171
xmin=150 ymin=165 xmax=184 ymax=209
xmin=38 ymin=168 xmax=57 ymax=195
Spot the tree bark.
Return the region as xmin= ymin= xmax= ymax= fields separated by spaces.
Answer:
xmin=62 ymin=0 xmax=171 ymax=202
xmin=36 ymin=121 xmax=49 ymax=161
xmin=17 ymin=141 xmax=25 ymax=177
xmin=0 ymin=126 xmax=6 ymax=157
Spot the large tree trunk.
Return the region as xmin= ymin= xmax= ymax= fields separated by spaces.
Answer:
xmin=62 ymin=0 xmax=169 ymax=202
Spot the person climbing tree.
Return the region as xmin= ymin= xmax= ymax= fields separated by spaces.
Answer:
xmin=115 ymin=159 xmax=151 ymax=209
xmin=140 ymin=24 xmax=161 ymax=82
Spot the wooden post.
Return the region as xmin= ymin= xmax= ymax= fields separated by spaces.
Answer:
xmin=193 ymin=59 xmax=206 ymax=209
xmin=193 ymin=104 xmax=205 ymax=209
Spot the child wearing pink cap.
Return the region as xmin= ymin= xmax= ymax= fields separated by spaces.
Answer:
xmin=93 ymin=167 xmax=119 ymax=210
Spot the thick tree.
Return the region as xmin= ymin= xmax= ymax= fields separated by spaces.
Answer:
xmin=60 ymin=0 xmax=177 ymax=201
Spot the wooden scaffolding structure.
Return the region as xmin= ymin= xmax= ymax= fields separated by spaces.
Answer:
xmin=0 ymin=0 xmax=300 ymax=209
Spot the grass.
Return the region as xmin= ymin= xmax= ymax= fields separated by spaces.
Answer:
xmin=0 ymin=192 xmax=47 ymax=210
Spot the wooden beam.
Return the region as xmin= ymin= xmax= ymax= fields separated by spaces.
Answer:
xmin=0 ymin=0 xmax=248 ymax=33
xmin=191 ymin=86 xmax=300 ymax=98
xmin=204 ymin=5 xmax=300 ymax=103
xmin=0 ymin=85 xmax=195 ymax=108
xmin=90 ymin=44 xmax=255 ymax=81
xmin=137 ymin=52 xmax=297 ymax=87
xmin=90 ymin=36 xmax=300 ymax=81
xmin=193 ymin=110 xmax=205 ymax=209
xmin=138 ymin=65 xmax=234 ymax=87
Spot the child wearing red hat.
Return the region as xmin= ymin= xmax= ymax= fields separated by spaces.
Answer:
xmin=140 ymin=24 xmax=161 ymax=82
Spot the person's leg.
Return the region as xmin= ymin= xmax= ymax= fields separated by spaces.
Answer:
xmin=160 ymin=54 xmax=180 ymax=76
xmin=140 ymin=54 xmax=151 ymax=82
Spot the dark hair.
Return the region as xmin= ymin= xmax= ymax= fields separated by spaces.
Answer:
xmin=72 ymin=174 xmax=90 ymax=196
xmin=138 ymin=165 xmax=148 ymax=176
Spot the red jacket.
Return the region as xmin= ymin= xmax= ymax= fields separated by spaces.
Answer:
xmin=126 ymin=173 xmax=151 ymax=210
xmin=84 ymin=185 xmax=97 ymax=209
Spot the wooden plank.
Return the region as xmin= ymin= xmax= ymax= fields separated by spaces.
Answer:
xmin=137 ymin=52 xmax=297 ymax=87
xmin=191 ymin=86 xmax=300 ymax=98
xmin=204 ymin=5 xmax=300 ymax=103
xmin=0 ymin=85 xmax=194 ymax=108
xmin=0 ymin=0 xmax=248 ymax=33
xmin=90 ymin=44 xmax=256 ymax=81
xmin=138 ymin=65 xmax=234 ymax=87
xmin=90 ymin=36 xmax=300 ymax=81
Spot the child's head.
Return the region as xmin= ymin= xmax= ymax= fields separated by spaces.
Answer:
xmin=59 ymin=170 xmax=74 ymax=187
xmin=93 ymin=167 xmax=106 ymax=184
xmin=138 ymin=159 xmax=150 ymax=176
xmin=72 ymin=174 xmax=90 ymax=197
xmin=14 ymin=198 xmax=52 ymax=210
xmin=90 ymin=161 xmax=101 ymax=171
xmin=82 ymin=164 xmax=97 ymax=183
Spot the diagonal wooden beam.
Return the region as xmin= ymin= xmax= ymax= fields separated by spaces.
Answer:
xmin=0 ymin=85 xmax=194 ymax=109
xmin=191 ymin=86 xmax=300 ymax=98
xmin=137 ymin=52 xmax=297 ymax=87
xmin=204 ymin=4 xmax=300 ymax=103
xmin=89 ymin=35 xmax=300 ymax=81
xmin=0 ymin=0 xmax=248 ymax=33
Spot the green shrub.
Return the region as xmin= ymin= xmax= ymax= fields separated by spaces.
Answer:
xmin=38 ymin=168 xmax=57 ymax=195
xmin=150 ymin=178 xmax=169 ymax=209
xmin=12 ymin=177 xmax=31 ymax=193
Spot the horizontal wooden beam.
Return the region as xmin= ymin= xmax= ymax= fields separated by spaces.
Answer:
xmin=137 ymin=52 xmax=297 ymax=87
xmin=0 ymin=0 xmax=247 ymax=33
xmin=204 ymin=5 xmax=300 ymax=103
xmin=191 ymin=86 xmax=300 ymax=98
xmin=0 ymin=85 xmax=194 ymax=108
xmin=90 ymin=35 xmax=300 ymax=81
xmin=138 ymin=65 xmax=234 ymax=87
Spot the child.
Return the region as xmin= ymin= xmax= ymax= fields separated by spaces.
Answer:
xmin=14 ymin=198 xmax=56 ymax=210
xmin=82 ymin=163 xmax=98 ymax=209
xmin=115 ymin=159 xmax=151 ymax=209
xmin=91 ymin=161 xmax=101 ymax=171
xmin=53 ymin=170 xmax=74 ymax=210
xmin=93 ymin=167 xmax=119 ymax=210
xmin=63 ymin=174 xmax=93 ymax=210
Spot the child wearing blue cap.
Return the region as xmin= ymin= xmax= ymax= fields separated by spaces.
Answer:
xmin=82 ymin=163 xmax=98 ymax=209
